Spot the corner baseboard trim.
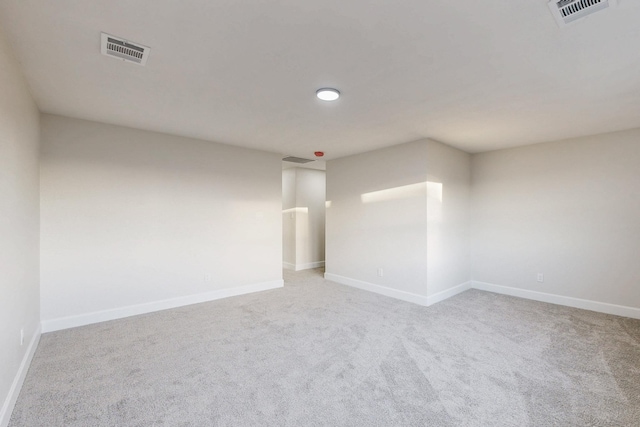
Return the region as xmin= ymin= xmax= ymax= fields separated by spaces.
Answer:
xmin=324 ymin=273 xmax=428 ymax=306
xmin=472 ymin=281 xmax=640 ymax=320
xmin=295 ymin=261 xmax=325 ymax=271
xmin=283 ymin=261 xmax=325 ymax=271
xmin=320 ymin=274 xmax=640 ymax=319
xmin=426 ymin=281 xmax=472 ymax=306
xmin=41 ymin=280 xmax=284 ymax=333
xmin=0 ymin=325 xmax=41 ymax=427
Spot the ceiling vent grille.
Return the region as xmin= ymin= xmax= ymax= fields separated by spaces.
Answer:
xmin=101 ymin=33 xmax=151 ymax=65
xmin=548 ymin=0 xmax=617 ymax=26
xmin=282 ymin=156 xmax=315 ymax=164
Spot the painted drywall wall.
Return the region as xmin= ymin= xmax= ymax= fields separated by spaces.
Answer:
xmin=471 ymin=129 xmax=640 ymax=309
xmin=0 ymin=29 xmax=40 ymax=426
xmin=40 ymin=114 xmax=283 ymax=329
xmin=282 ymin=168 xmax=297 ymax=269
xmin=282 ymin=168 xmax=326 ymax=270
xmin=427 ymin=140 xmax=471 ymax=297
xmin=326 ymin=140 xmax=428 ymax=301
xmin=294 ymin=168 xmax=326 ymax=269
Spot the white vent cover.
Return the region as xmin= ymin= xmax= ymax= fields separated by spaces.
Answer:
xmin=548 ymin=0 xmax=617 ymax=26
xmin=282 ymin=156 xmax=315 ymax=164
xmin=101 ymin=33 xmax=150 ymax=65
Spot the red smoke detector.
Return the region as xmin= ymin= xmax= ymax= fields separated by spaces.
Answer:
xmin=314 ymin=151 xmax=324 ymax=157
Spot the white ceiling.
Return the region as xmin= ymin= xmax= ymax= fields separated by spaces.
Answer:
xmin=1 ymin=0 xmax=639 ymax=159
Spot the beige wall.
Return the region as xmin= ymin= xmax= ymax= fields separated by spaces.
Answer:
xmin=326 ymin=141 xmax=428 ymax=301
xmin=325 ymin=139 xmax=471 ymax=304
xmin=427 ymin=140 xmax=471 ymax=296
xmin=40 ymin=115 xmax=283 ymax=329
xmin=0 ymin=29 xmax=40 ymax=425
xmin=294 ymin=169 xmax=326 ymax=269
xmin=471 ymin=128 xmax=640 ymax=309
xmin=282 ymin=169 xmax=297 ymax=268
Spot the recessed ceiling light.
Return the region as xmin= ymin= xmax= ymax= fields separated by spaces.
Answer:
xmin=316 ymin=88 xmax=340 ymax=101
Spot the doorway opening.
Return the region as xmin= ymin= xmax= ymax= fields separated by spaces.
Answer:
xmin=282 ymin=161 xmax=326 ymax=277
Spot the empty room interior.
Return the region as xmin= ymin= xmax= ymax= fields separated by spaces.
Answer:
xmin=1 ymin=1 xmax=640 ymax=426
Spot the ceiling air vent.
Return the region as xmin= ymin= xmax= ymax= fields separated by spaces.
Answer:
xmin=282 ymin=156 xmax=315 ymax=164
xmin=101 ymin=33 xmax=151 ymax=65
xmin=548 ymin=0 xmax=617 ymax=26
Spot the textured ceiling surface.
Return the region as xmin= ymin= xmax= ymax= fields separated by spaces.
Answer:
xmin=1 ymin=0 xmax=639 ymax=158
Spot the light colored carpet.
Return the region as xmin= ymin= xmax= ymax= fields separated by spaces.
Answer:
xmin=9 ymin=268 xmax=640 ymax=426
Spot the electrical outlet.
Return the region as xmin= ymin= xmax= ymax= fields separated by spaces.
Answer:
xmin=204 ymin=274 xmax=213 ymax=282
xmin=377 ymin=268 xmax=384 ymax=277
xmin=537 ymin=273 xmax=544 ymax=283
xmin=20 ymin=328 xmax=24 ymax=346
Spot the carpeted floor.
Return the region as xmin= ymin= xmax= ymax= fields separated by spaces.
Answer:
xmin=9 ymin=268 xmax=640 ymax=426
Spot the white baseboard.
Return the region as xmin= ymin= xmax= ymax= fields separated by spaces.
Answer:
xmin=426 ymin=281 xmax=472 ymax=306
xmin=324 ymin=273 xmax=429 ymax=306
xmin=41 ymin=280 xmax=284 ymax=333
xmin=283 ymin=261 xmax=325 ymax=271
xmin=322 ymin=274 xmax=640 ymax=319
xmin=0 ymin=325 xmax=41 ymax=427
xmin=294 ymin=261 xmax=325 ymax=271
xmin=472 ymin=281 xmax=640 ymax=320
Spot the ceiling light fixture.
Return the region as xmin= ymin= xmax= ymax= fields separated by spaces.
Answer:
xmin=316 ymin=88 xmax=340 ymax=101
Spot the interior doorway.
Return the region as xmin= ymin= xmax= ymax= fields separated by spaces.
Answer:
xmin=282 ymin=160 xmax=326 ymax=273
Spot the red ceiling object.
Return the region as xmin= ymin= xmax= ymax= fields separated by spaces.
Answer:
xmin=314 ymin=151 xmax=324 ymax=157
